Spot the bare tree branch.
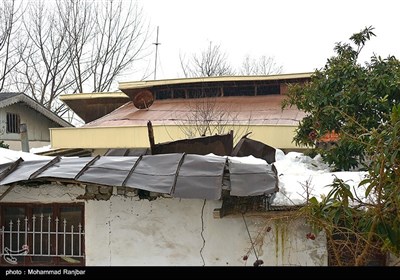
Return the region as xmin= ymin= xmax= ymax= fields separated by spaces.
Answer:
xmin=16 ymin=0 xmax=74 ymax=112
xmin=57 ymin=0 xmax=95 ymax=94
xmin=7 ymin=0 xmax=150 ymax=121
xmin=90 ymin=0 xmax=150 ymax=92
xmin=180 ymin=42 xmax=235 ymax=77
xmin=176 ymin=93 xmax=252 ymax=143
xmin=240 ymin=55 xmax=283 ymax=75
xmin=0 ymin=0 xmax=23 ymax=91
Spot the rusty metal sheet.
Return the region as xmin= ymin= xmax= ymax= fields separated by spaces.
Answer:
xmin=232 ymin=135 xmax=276 ymax=163
xmin=150 ymin=128 xmax=233 ymax=156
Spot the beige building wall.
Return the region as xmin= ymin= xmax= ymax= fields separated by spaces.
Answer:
xmin=51 ymin=124 xmax=301 ymax=150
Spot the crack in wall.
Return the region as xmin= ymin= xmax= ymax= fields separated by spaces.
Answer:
xmin=199 ymin=199 xmax=206 ymax=266
xmin=108 ymin=200 xmax=113 ymax=266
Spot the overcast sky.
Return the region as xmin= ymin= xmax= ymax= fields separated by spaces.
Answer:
xmin=129 ymin=0 xmax=400 ymax=81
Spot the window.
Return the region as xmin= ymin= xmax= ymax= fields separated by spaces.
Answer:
xmin=223 ymin=86 xmax=255 ymax=97
xmin=0 ymin=203 xmax=84 ymax=266
xmin=6 ymin=113 xmax=20 ymax=134
xmin=256 ymin=84 xmax=280 ymax=95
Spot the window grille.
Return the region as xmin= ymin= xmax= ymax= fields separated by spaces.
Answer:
xmin=6 ymin=113 xmax=20 ymax=134
xmin=0 ymin=204 xmax=84 ymax=266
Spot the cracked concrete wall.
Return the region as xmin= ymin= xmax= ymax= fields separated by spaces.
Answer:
xmin=0 ymin=184 xmax=85 ymax=203
xmin=0 ymin=184 xmax=328 ymax=266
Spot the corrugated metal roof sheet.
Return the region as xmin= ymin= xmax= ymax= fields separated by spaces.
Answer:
xmin=0 ymin=154 xmax=278 ymax=200
xmin=84 ymin=95 xmax=305 ymax=127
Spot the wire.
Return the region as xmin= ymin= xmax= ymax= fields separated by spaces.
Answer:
xmin=242 ymin=213 xmax=258 ymax=260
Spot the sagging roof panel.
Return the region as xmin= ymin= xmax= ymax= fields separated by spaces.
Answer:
xmin=228 ymin=160 xmax=278 ymax=196
xmin=78 ymin=157 xmax=139 ymax=186
xmin=0 ymin=154 xmax=279 ymax=200
xmin=0 ymin=162 xmax=13 ymax=177
xmin=0 ymin=160 xmax=53 ymax=185
xmin=124 ymin=153 xmax=183 ymax=193
xmin=36 ymin=157 xmax=94 ymax=180
xmin=174 ymin=176 xmax=223 ymax=200
xmin=173 ymin=154 xmax=226 ymax=200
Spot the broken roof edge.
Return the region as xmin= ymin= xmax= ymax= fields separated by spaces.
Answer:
xmin=119 ymin=72 xmax=313 ymax=91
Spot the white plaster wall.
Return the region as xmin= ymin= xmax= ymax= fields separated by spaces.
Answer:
xmin=85 ymin=194 xmax=327 ymax=266
xmin=0 ymin=184 xmax=327 ymax=266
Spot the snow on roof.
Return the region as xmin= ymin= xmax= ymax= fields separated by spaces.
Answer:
xmin=29 ymin=145 xmax=52 ymax=154
xmin=0 ymin=153 xmax=278 ymax=200
xmin=0 ymin=148 xmax=54 ymax=165
xmin=0 ymin=147 xmax=369 ymax=206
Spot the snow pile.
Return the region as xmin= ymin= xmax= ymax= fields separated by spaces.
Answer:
xmin=272 ymin=150 xmax=369 ymax=206
xmin=30 ymin=145 xmax=52 ymax=154
xmin=228 ymin=154 xmax=268 ymax=165
xmin=206 ymin=153 xmax=269 ymax=165
xmin=0 ymin=148 xmax=54 ymax=165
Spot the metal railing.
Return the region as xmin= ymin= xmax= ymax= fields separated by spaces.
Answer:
xmin=0 ymin=214 xmax=84 ymax=264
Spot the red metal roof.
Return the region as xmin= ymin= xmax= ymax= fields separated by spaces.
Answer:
xmin=84 ymin=95 xmax=305 ymax=127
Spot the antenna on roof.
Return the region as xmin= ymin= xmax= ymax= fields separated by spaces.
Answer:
xmin=153 ymin=26 xmax=161 ymax=80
